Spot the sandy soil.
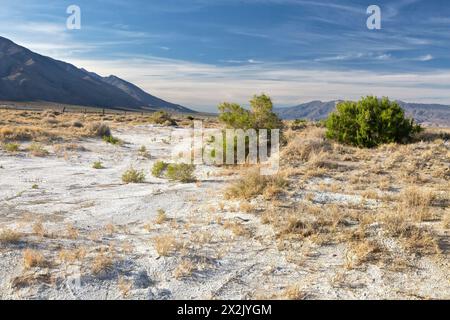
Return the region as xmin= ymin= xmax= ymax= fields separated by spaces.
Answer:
xmin=0 ymin=124 xmax=448 ymax=299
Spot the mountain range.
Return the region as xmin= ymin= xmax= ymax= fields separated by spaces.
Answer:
xmin=1 ymin=35 xmax=449 ymax=125
xmin=275 ymin=100 xmax=450 ymax=126
xmin=0 ymin=36 xmax=193 ymax=113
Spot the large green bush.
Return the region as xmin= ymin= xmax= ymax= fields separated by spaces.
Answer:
xmin=216 ymin=94 xmax=283 ymax=164
xmin=325 ymin=96 xmax=421 ymax=148
xmin=218 ymin=94 xmax=283 ymax=130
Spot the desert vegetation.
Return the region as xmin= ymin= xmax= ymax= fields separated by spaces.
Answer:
xmin=0 ymin=100 xmax=448 ymax=300
xmin=152 ymin=161 xmax=196 ymax=183
xmin=326 ymin=96 xmax=421 ymax=147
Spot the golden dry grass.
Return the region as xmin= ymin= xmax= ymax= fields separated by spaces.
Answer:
xmin=231 ymin=124 xmax=449 ymax=272
xmin=0 ymin=109 xmax=196 ymax=143
xmin=91 ymin=252 xmax=114 ymax=275
xmin=173 ymin=259 xmax=195 ymax=279
xmin=153 ymin=235 xmax=178 ymax=256
xmin=58 ymin=248 xmax=87 ymax=264
xmin=23 ymin=249 xmax=48 ymax=269
xmin=155 ymin=209 xmax=168 ymax=224
xmin=225 ymin=169 xmax=288 ymax=200
xmin=0 ymin=228 xmax=22 ymax=244
xmin=223 ymin=221 xmax=253 ymax=238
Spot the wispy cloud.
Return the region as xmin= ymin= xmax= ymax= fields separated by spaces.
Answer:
xmin=64 ymin=55 xmax=450 ymax=111
xmin=416 ymin=54 xmax=433 ymax=62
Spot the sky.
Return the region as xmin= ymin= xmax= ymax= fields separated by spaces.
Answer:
xmin=0 ymin=0 xmax=449 ymax=112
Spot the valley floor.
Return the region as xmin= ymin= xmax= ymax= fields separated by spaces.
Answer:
xmin=0 ymin=123 xmax=449 ymax=299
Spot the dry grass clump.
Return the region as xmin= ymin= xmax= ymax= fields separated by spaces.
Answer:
xmin=84 ymin=122 xmax=111 ymax=138
xmin=104 ymin=223 xmax=116 ymax=236
xmin=138 ymin=145 xmax=151 ymax=158
xmin=32 ymin=222 xmax=46 ymax=238
xmin=225 ymin=169 xmax=288 ymax=200
xmin=345 ymin=240 xmax=383 ymax=269
xmin=239 ymin=201 xmax=255 ymax=213
xmin=153 ymin=235 xmax=178 ymax=256
xmin=0 ymin=228 xmax=22 ymax=244
xmin=58 ymin=248 xmax=87 ymax=264
xmin=400 ymin=186 xmax=436 ymax=208
xmin=11 ymin=272 xmax=54 ymax=289
xmin=66 ymin=224 xmax=79 ymax=240
xmin=118 ymin=277 xmax=133 ymax=297
xmin=23 ymin=249 xmax=48 ymax=269
xmin=173 ymin=259 xmax=195 ymax=279
xmin=223 ymin=221 xmax=253 ymax=238
xmin=149 ymin=111 xmax=177 ymax=126
xmin=379 ymin=210 xmax=440 ymax=255
xmin=0 ymin=126 xmax=54 ymax=142
xmin=91 ymin=252 xmax=114 ymax=275
xmin=281 ymin=126 xmax=331 ymax=163
xmin=155 ymin=209 xmax=168 ymax=224
xmin=28 ymin=143 xmax=49 ymax=157
xmin=53 ymin=143 xmax=86 ymax=156
xmin=443 ymin=214 xmax=450 ymax=229
xmin=2 ymin=142 xmax=20 ymax=152
xmin=280 ymin=285 xmax=307 ymax=300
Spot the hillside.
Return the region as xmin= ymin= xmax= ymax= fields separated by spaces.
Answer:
xmin=0 ymin=36 xmax=194 ymax=113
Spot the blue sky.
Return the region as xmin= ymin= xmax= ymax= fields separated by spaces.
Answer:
xmin=1 ymin=0 xmax=449 ymax=111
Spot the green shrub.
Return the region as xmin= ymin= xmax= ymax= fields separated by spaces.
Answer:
xmin=92 ymin=161 xmax=104 ymax=169
xmin=122 ymin=167 xmax=145 ymax=183
xmin=291 ymin=119 xmax=308 ymax=130
xmin=165 ymin=163 xmax=196 ymax=183
xmin=152 ymin=161 xmax=168 ymax=178
xmin=102 ymin=135 xmax=121 ymax=145
xmin=217 ymin=94 xmax=283 ymax=164
xmin=218 ymin=94 xmax=283 ymax=131
xmin=138 ymin=146 xmax=151 ymax=158
xmin=325 ymin=96 xmax=421 ymax=148
xmin=3 ymin=143 xmax=20 ymax=152
xmin=28 ymin=143 xmax=49 ymax=157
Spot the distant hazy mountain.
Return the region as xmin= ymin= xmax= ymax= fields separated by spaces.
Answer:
xmin=0 ymin=36 xmax=194 ymax=113
xmin=275 ymin=100 xmax=450 ymax=126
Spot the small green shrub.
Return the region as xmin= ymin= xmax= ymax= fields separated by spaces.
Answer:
xmin=165 ymin=163 xmax=196 ymax=183
xmin=3 ymin=143 xmax=20 ymax=152
xmin=291 ymin=119 xmax=308 ymax=130
xmin=28 ymin=143 xmax=49 ymax=157
xmin=92 ymin=161 xmax=104 ymax=169
xmin=138 ymin=146 xmax=151 ymax=158
xmin=326 ymin=96 xmax=421 ymax=148
xmin=122 ymin=167 xmax=145 ymax=183
xmin=152 ymin=161 xmax=168 ymax=178
xmin=102 ymin=135 xmax=121 ymax=145
xmin=31 ymin=184 xmax=39 ymax=189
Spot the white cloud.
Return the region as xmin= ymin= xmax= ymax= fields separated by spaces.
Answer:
xmin=417 ymin=54 xmax=433 ymax=61
xmin=64 ymin=55 xmax=450 ymax=112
